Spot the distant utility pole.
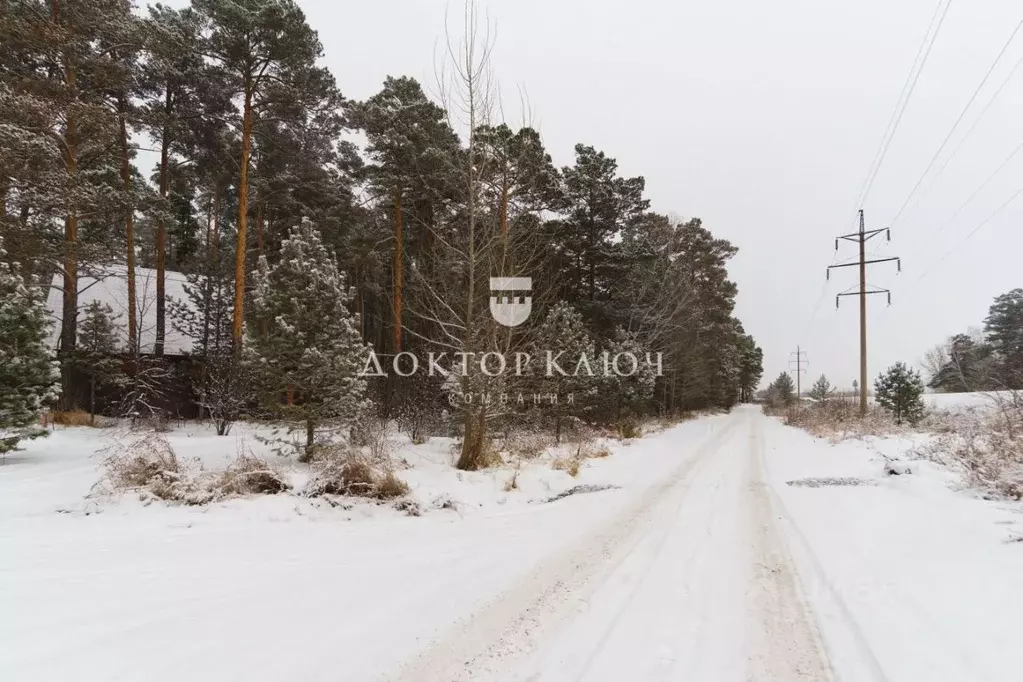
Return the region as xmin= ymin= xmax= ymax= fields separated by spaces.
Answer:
xmin=828 ymin=210 xmax=901 ymax=416
xmin=789 ymin=346 xmax=808 ymax=400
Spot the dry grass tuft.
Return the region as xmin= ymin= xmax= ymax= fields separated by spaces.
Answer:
xmin=781 ymin=401 xmax=907 ymax=441
xmin=376 ymin=471 xmax=410 ymax=499
xmin=50 ymin=409 xmax=95 ymax=427
xmin=307 ymin=451 xmax=410 ymax=500
xmin=101 ymin=436 xmax=291 ymax=505
xmin=552 ymin=456 xmax=582 ymax=477
xmin=216 ymin=452 xmax=291 ymax=496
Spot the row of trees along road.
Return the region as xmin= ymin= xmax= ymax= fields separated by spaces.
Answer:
xmin=0 ymin=0 xmax=763 ymax=467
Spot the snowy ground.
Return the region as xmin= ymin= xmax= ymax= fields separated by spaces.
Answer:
xmin=2 ymin=404 xmax=1022 ymax=681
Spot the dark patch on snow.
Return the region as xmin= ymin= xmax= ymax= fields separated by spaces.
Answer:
xmin=545 ymin=484 xmax=619 ymax=502
xmin=786 ymin=477 xmax=876 ymax=488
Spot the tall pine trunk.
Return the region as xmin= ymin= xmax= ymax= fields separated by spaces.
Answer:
xmin=57 ymin=0 xmax=78 ymax=405
xmin=119 ymin=99 xmax=138 ymax=355
xmin=154 ymin=88 xmax=171 ymax=357
xmin=232 ymin=87 xmax=253 ymax=350
xmin=393 ymin=187 xmax=404 ymax=354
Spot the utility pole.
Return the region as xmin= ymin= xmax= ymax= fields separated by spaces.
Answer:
xmin=789 ymin=346 xmax=808 ymax=400
xmin=828 ymin=210 xmax=901 ymax=416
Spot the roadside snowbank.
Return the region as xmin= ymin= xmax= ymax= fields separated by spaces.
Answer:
xmin=761 ymin=413 xmax=1023 ymax=682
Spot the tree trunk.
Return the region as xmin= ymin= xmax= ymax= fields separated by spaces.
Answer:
xmin=393 ymin=187 xmax=404 ymax=354
xmin=57 ymin=0 xmax=78 ymax=406
xmin=232 ymin=87 xmax=253 ymax=350
xmin=304 ymin=416 xmax=315 ymax=458
xmin=154 ymin=88 xmax=171 ymax=357
xmin=457 ymin=407 xmax=488 ymax=471
xmin=119 ymin=101 xmax=138 ymax=355
xmin=256 ymin=200 xmax=264 ymax=259
xmin=89 ymin=376 xmax=95 ymax=426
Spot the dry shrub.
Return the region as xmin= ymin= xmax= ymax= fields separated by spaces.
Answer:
xmin=577 ymin=442 xmax=611 ymax=459
xmin=101 ymin=436 xmax=290 ymax=505
xmin=50 ymin=409 xmax=94 ymax=427
xmin=503 ymin=431 xmax=553 ymax=460
xmin=307 ymin=451 xmax=409 ymax=500
xmin=216 ymin=452 xmax=290 ymax=496
xmin=348 ymin=417 xmax=394 ymax=467
xmin=504 ymin=468 xmax=519 ymax=491
xmin=552 ymin=456 xmax=582 ymax=477
xmin=100 ymin=434 xmax=218 ymax=505
xmin=616 ymin=419 xmax=640 ymax=440
xmin=103 ymin=433 xmax=181 ymax=489
xmin=916 ymin=406 xmax=1023 ymax=499
xmin=376 ymin=471 xmax=410 ymax=499
xmin=784 ymin=401 xmax=906 ymax=441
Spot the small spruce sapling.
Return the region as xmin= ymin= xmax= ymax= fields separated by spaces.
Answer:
xmin=874 ymin=362 xmax=925 ymax=425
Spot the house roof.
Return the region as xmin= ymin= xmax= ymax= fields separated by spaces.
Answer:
xmin=46 ymin=265 xmax=196 ymax=356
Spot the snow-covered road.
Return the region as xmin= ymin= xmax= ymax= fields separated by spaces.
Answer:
xmin=393 ymin=406 xmax=832 ymax=681
xmin=4 ymin=406 xmax=1023 ymax=682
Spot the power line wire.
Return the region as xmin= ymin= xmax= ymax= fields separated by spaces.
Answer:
xmin=891 ymin=16 xmax=1023 ymax=227
xmin=908 ymin=182 xmax=1023 ymax=288
xmin=931 ymin=138 xmax=1023 ymax=239
xmin=855 ymin=0 xmax=953 ymax=211
xmin=900 ymin=50 xmax=1023 ymax=224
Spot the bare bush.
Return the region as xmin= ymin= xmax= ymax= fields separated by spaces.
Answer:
xmin=503 ymin=431 xmax=553 ymax=460
xmin=348 ymin=416 xmax=394 ymax=467
xmin=306 ymin=450 xmax=409 ymax=500
xmin=102 ymin=433 xmax=181 ymax=489
xmin=916 ymin=404 xmax=1023 ymax=500
xmin=100 ymin=436 xmax=290 ymax=504
xmin=216 ymin=450 xmax=290 ymax=496
xmin=782 ymin=401 xmax=909 ymax=441
xmin=552 ymin=456 xmax=581 ymax=477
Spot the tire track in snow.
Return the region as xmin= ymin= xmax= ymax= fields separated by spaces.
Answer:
xmin=746 ymin=412 xmax=835 ymax=681
xmin=384 ymin=415 xmax=741 ymax=682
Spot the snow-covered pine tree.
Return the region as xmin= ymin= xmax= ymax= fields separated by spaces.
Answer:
xmin=0 ymin=241 xmax=58 ymax=453
xmin=601 ymin=328 xmax=656 ymax=430
xmin=249 ymin=219 xmax=370 ymax=459
xmin=874 ymin=362 xmax=925 ymax=425
xmin=72 ymin=302 xmax=125 ymax=425
xmin=808 ymin=374 xmax=834 ymax=403
xmin=770 ymin=372 xmax=796 ymax=406
xmin=533 ymin=302 xmax=599 ymax=442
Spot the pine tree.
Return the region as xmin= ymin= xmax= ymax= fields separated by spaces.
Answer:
xmin=0 ymin=240 xmax=58 ymax=453
xmin=194 ymin=0 xmax=341 ymax=350
xmin=557 ymin=144 xmax=649 ymax=307
xmin=1 ymin=0 xmax=127 ymax=401
xmin=72 ymin=302 xmax=124 ymax=424
xmin=601 ymin=328 xmax=657 ymax=426
xmin=808 ymin=374 xmax=834 ymax=403
xmin=737 ymin=334 xmax=764 ymax=402
xmin=771 ymin=372 xmax=796 ymax=406
xmin=249 ymin=220 xmax=370 ymax=458
xmin=532 ymin=302 xmax=599 ymax=442
xmin=140 ymin=3 xmax=208 ymax=356
xmin=349 ymin=76 xmax=460 ymax=353
xmin=874 ymin=362 xmax=925 ymax=425
xmin=984 ymin=289 xmax=1023 ymax=387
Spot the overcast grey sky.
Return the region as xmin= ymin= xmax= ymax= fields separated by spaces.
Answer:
xmin=191 ymin=0 xmax=1023 ymax=389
